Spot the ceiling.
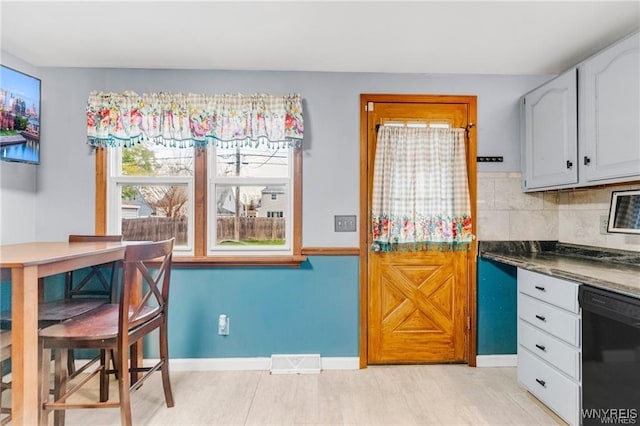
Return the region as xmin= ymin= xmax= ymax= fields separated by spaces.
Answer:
xmin=1 ymin=1 xmax=639 ymax=75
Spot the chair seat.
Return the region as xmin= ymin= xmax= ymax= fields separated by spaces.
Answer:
xmin=38 ymin=299 xmax=108 ymax=322
xmin=0 ymin=299 xmax=107 ymax=323
xmin=40 ymin=304 xmax=121 ymax=344
xmin=40 ymin=304 xmax=158 ymax=344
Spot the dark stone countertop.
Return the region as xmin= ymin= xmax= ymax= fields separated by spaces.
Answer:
xmin=479 ymin=241 xmax=640 ymax=298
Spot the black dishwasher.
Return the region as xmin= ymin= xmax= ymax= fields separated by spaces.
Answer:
xmin=579 ymin=285 xmax=640 ymax=425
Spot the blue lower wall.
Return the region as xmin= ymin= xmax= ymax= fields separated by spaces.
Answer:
xmin=477 ymin=258 xmax=517 ymax=355
xmin=1 ymin=255 xmax=518 ymax=359
xmin=1 ymin=256 xmax=360 ymax=358
xmin=162 ymin=255 xmax=359 ymax=358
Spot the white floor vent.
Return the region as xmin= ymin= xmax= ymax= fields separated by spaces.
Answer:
xmin=270 ymin=354 xmax=321 ymax=374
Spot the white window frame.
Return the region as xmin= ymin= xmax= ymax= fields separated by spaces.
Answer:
xmin=207 ymin=146 xmax=294 ymax=256
xmin=106 ymin=147 xmax=195 ymax=256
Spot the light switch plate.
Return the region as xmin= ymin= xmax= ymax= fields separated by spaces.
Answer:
xmin=335 ymin=215 xmax=357 ymax=232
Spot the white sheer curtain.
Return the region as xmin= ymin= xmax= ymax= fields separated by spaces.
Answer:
xmin=371 ymin=126 xmax=473 ymax=252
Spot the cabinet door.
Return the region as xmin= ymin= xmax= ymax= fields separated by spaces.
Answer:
xmin=579 ymin=32 xmax=640 ymax=182
xmin=522 ymin=69 xmax=578 ymax=190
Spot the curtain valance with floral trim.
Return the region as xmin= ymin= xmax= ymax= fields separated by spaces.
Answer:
xmin=87 ymin=91 xmax=304 ymax=149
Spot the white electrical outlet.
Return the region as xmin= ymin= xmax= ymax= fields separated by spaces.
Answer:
xmin=599 ymin=215 xmax=609 ymax=235
xmin=218 ymin=314 xmax=229 ymax=335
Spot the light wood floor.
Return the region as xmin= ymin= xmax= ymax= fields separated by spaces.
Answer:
xmin=9 ymin=365 xmax=566 ymax=425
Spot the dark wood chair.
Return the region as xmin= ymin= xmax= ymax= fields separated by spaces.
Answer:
xmin=43 ymin=235 xmax=124 ymax=376
xmin=0 ymin=235 xmax=123 ymax=378
xmin=39 ymin=238 xmax=175 ymax=426
xmin=0 ymin=330 xmax=11 ymax=426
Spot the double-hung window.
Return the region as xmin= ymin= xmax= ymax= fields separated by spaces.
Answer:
xmin=101 ymin=143 xmax=299 ymax=261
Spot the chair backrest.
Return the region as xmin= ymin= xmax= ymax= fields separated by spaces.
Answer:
xmin=119 ymin=238 xmax=174 ymax=334
xmin=66 ymin=235 xmax=123 ymax=301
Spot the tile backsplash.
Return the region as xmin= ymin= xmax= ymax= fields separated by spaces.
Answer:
xmin=557 ymin=184 xmax=640 ymax=251
xmin=477 ymin=172 xmax=640 ymax=252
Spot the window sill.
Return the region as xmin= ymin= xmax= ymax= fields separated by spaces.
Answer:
xmin=171 ymin=255 xmax=308 ymax=268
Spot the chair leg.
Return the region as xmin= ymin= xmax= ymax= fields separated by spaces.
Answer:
xmin=117 ymin=345 xmax=132 ymax=426
xmin=130 ymin=343 xmax=139 ymax=386
xmin=0 ymin=360 xmax=11 ymax=425
xmin=39 ymin=344 xmax=51 ymax=426
xmin=54 ymin=349 xmax=68 ymax=426
xmin=159 ymin=323 xmax=174 ymax=407
xmin=99 ymin=350 xmax=109 ymax=402
xmin=111 ymin=349 xmax=119 ymax=380
xmin=66 ymin=349 xmax=76 ymax=377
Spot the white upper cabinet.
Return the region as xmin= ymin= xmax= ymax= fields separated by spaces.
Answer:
xmin=579 ymin=32 xmax=640 ymax=182
xmin=521 ymin=31 xmax=640 ymax=192
xmin=522 ymin=69 xmax=578 ymax=190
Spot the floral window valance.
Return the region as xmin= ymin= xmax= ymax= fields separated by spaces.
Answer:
xmin=87 ymin=91 xmax=304 ymax=149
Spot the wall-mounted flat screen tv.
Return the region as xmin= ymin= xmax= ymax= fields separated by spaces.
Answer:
xmin=0 ymin=65 xmax=41 ymax=164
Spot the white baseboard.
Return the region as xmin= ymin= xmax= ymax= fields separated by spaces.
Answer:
xmin=144 ymin=357 xmax=360 ymax=371
xmin=169 ymin=357 xmax=271 ymax=371
xmin=81 ymin=356 xmax=515 ymax=370
xmin=475 ymin=354 xmax=517 ymax=367
xmin=321 ymin=357 xmax=360 ymax=370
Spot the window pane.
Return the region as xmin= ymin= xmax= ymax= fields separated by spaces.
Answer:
xmin=215 ymin=146 xmax=288 ymax=178
xmin=122 ymin=142 xmax=194 ymax=177
xmin=214 ymin=185 xmax=287 ymax=246
xmin=120 ymin=184 xmax=189 ymax=246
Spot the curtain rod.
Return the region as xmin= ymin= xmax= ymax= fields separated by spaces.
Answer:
xmin=375 ymin=123 xmax=475 ymax=132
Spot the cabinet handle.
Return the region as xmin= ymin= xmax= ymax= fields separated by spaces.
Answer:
xmin=534 ymin=286 xmax=546 ymax=292
xmin=535 ymin=314 xmax=546 ymax=322
xmin=584 ymin=156 xmax=591 ymax=166
xmin=535 ymin=378 xmax=547 ymax=387
xmin=566 ymin=160 xmax=573 ymax=169
xmin=535 ymin=344 xmax=546 ymax=352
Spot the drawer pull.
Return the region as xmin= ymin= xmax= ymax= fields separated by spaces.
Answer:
xmin=535 ymin=378 xmax=546 ymax=388
xmin=535 ymin=314 xmax=546 ymax=322
xmin=534 ymin=286 xmax=546 ymax=292
xmin=535 ymin=344 xmax=546 ymax=352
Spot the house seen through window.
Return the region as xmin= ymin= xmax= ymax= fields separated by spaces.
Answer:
xmin=107 ymin=142 xmax=294 ymax=256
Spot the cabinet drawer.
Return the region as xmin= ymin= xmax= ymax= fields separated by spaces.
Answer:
xmin=518 ymin=269 xmax=580 ymax=313
xmin=518 ymin=320 xmax=580 ymax=380
xmin=518 ymin=347 xmax=580 ymax=426
xmin=518 ymin=293 xmax=580 ymax=346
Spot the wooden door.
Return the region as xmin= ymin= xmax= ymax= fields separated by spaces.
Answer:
xmin=360 ymin=95 xmax=477 ymax=365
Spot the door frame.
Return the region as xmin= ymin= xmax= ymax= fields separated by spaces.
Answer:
xmin=358 ymin=94 xmax=478 ymax=368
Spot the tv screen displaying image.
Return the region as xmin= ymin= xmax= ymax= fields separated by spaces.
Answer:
xmin=0 ymin=65 xmax=41 ymax=164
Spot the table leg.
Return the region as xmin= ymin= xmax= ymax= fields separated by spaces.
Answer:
xmin=11 ymin=265 xmax=40 ymax=426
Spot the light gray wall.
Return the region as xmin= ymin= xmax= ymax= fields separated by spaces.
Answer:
xmin=0 ymin=52 xmax=39 ymax=244
xmin=1 ymin=55 xmax=549 ymax=246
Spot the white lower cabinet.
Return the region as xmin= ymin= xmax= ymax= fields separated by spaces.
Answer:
xmin=517 ymin=269 xmax=581 ymax=425
xmin=518 ymin=348 xmax=581 ymax=425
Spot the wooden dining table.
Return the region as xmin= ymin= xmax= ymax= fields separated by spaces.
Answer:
xmin=0 ymin=241 xmax=127 ymax=425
